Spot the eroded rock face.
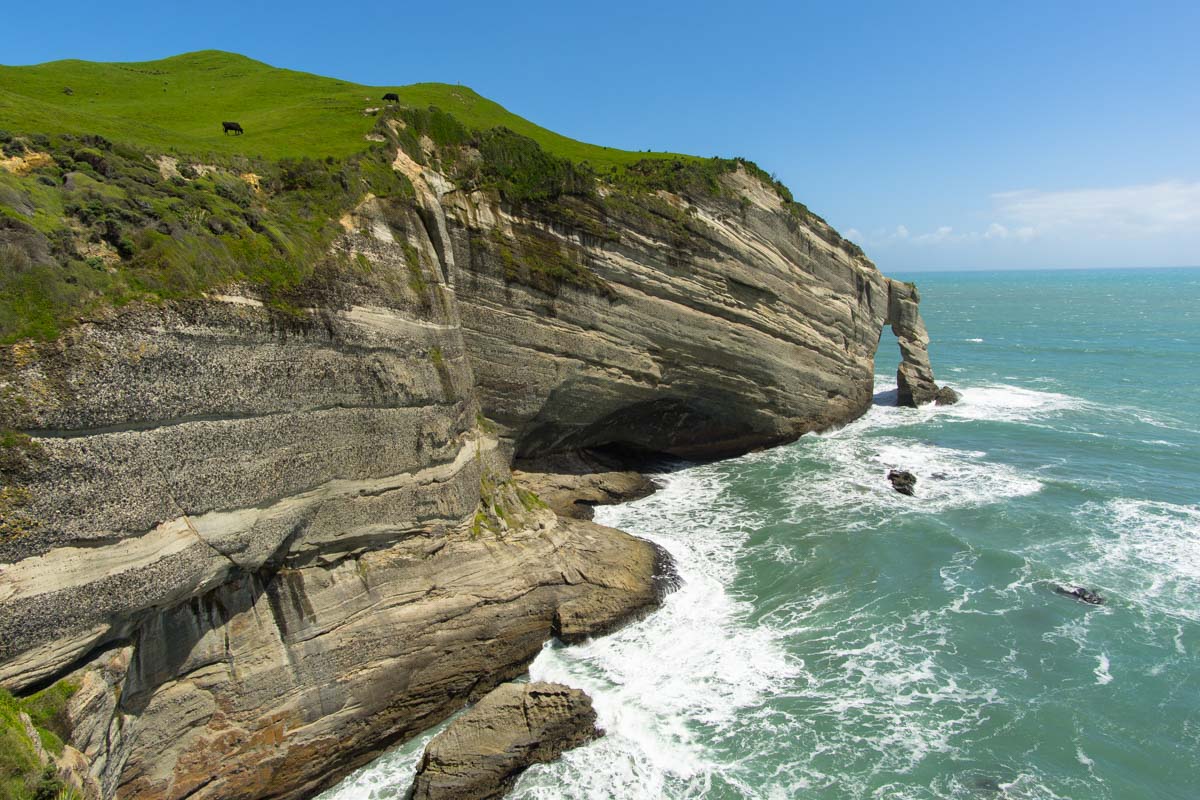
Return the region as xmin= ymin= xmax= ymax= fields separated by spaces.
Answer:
xmin=883 ymin=279 xmax=957 ymax=407
xmin=513 ymin=452 xmax=658 ymax=520
xmin=0 ymin=192 xmax=669 ymax=800
xmin=409 ymin=682 xmax=600 ymax=800
xmin=885 ymin=279 xmax=942 ymax=407
xmin=442 ymin=166 xmax=891 ymax=459
xmin=935 ymin=386 xmax=961 ymax=405
xmin=887 ymin=469 xmax=918 ymax=496
xmin=0 ymin=153 xmax=943 ymax=800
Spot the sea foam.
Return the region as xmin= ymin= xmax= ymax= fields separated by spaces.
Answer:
xmin=1072 ymin=498 xmax=1200 ymax=622
xmin=511 ymin=467 xmax=799 ymax=799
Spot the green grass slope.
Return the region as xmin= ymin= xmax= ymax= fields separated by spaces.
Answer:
xmin=0 ymin=50 xmax=691 ymax=167
xmin=0 ymin=681 xmax=79 ymax=800
xmin=0 ymin=50 xmax=854 ymax=347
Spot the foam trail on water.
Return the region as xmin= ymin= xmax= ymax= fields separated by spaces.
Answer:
xmin=1093 ymin=653 xmax=1113 ymax=685
xmin=1072 ymin=499 xmax=1200 ymax=621
xmin=777 ymin=433 xmax=1041 ymax=523
xmin=509 ymin=466 xmax=798 ymax=799
xmin=315 ymin=718 xmax=451 ymax=800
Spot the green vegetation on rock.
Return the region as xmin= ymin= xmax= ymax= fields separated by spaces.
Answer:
xmin=0 ymin=681 xmax=79 ymax=800
xmin=469 ymin=474 xmax=547 ymax=538
xmin=0 ymin=50 xmax=858 ymax=345
xmin=0 ymin=127 xmax=414 ymax=342
xmin=0 ymin=50 xmax=687 ymax=167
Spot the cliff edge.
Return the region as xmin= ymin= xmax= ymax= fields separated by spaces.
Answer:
xmin=0 ymin=52 xmax=948 ymax=800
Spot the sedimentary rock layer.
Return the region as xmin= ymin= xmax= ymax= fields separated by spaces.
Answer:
xmin=886 ymin=278 xmax=955 ymax=406
xmin=0 ymin=149 xmax=944 ymax=799
xmin=440 ymin=166 xmax=892 ymax=458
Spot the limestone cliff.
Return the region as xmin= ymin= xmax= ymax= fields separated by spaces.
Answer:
xmin=0 ymin=136 xmax=945 ymax=799
xmin=441 ymin=164 xmax=890 ymax=458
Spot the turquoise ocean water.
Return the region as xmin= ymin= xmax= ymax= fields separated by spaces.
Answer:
xmin=323 ymin=267 xmax=1200 ymax=799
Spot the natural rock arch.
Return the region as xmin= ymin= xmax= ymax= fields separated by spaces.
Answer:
xmin=884 ymin=279 xmax=957 ymax=407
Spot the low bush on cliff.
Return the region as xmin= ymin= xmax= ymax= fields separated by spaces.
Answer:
xmin=472 ymin=127 xmax=595 ymax=204
xmin=0 ymin=682 xmax=79 ymax=800
xmin=0 ymin=131 xmax=410 ymax=342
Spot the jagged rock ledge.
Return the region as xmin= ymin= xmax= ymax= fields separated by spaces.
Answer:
xmin=513 ymin=451 xmax=659 ymax=520
xmin=408 ymin=681 xmax=600 ymax=800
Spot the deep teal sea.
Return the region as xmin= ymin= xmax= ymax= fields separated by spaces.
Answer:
xmin=323 ymin=267 xmax=1200 ymax=800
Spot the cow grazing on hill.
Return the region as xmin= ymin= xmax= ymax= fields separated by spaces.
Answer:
xmin=222 ymin=121 xmax=244 ymax=135
xmin=382 ymin=92 xmax=400 ymax=102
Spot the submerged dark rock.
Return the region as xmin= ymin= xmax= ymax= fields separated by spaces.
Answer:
xmin=409 ymin=682 xmax=600 ymax=800
xmin=1055 ymin=585 xmax=1105 ymax=605
xmin=887 ymin=469 xmax=918 ymax=496
xmin=935 ymin=386 xmax=961 ymax=405
xmin=972 ymin=775 xmax=1005 ymax=794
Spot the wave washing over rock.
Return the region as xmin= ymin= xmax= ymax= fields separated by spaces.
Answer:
xmin=378 ymin=367 xmax=1192 ymax=800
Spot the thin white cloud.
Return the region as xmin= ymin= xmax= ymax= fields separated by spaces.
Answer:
xmin=848 ymin=224 xmax=919 ymax=246
xmin=994 ymin=180 xmax=1200 ymax=236
xmin=858 ymin=222 xmax=1033 ymax=246
xmin=849 ymin=180 xmax=1198 ymax=250
xmin=914 ymin=225 xmax=956 ymax=244
xmin=983 ymin=222 xmax=1036 ymax=240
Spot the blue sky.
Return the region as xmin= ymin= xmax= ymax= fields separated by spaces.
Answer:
xmin=6 ymin=0 xmax=1198 ymax=271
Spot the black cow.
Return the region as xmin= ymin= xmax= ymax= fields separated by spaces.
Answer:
xmin=382 ymin=92 xmax=400 ymax=102
xmin=222 ymin=121 xmax=244 ymax=135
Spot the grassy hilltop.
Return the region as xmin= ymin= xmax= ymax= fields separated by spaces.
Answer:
xmin=0 ymin=51 xmax=830 ymax=345
xmin=0 ymin=50 xmax=689 ymax=167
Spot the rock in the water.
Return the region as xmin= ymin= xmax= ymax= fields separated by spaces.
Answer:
xmin=409 ymin=682 xmax=600 ymax=800
xmin=1055 ymin=585 xmax=1105 ymax=605
xmin=887 ymin=280 xmax=939 ymax=406
xmin=934 ymin=385 xmax=961 ymax=405
xmin=887 ymin=469 xmax=917 ymax=496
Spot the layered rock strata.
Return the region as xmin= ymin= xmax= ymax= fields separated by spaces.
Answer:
xmin=409 ymin=681 xmax=600 ymax=800
xmin=0 ymin=199 xmax=661 ymax=800
xmin=0 ymin=147 xmax=946 ymax=799
xmin=437 ymin=166 xmax=893 ymax=458
xmin=513 ymin=452 xmax=658 ymax=520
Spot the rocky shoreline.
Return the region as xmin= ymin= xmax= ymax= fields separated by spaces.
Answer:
xmin=400 ymin=462 xmax=668 ymax=800
xmin=1 ymin=140 xmax=949 ymax=800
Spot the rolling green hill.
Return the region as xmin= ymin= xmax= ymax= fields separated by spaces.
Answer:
xmin=0 ymin=50 xmax=691 ymax=167
xmin=0 ymin=50 xmax=829 ymax=346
